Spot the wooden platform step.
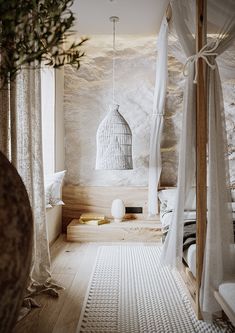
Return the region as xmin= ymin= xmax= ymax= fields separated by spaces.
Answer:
xmin=67 ymin=219 xmax=162 ymax=242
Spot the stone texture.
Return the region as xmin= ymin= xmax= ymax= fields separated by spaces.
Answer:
xmin=223 ymin=79 xmax=235 ymax=185
xmin=64 ymin=35 xmax=235 ymax=187
xmin=64 ymin=36 xmax=156 ymax=186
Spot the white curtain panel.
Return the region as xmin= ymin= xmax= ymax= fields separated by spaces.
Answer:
xmin=161 ymin=0 xmax=235 ymax=319
xmin=148 ymin=17 xmax=169 ymax=216
xmin=161 ymin=0 xmax=197 ymax=268
xmin=0 ymin=68 xmax=61 ymax=318
xmin=200 ymin=0 xmax=235 ymax=318
xmin=13 ymin=69 xmax=52 ymax=285
xmin=15 ymin=69 xmax=62 ymax=316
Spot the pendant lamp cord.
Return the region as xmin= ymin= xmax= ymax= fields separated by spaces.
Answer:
xmin=112 ymin=18 xmax=116 ymax=106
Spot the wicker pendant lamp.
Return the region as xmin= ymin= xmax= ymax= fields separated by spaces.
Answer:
xmin=95 ymin=16 xmax=133 ymax=170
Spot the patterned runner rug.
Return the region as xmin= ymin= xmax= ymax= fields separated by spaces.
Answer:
xmin=77 ymin=246 xmax=234 ymax=333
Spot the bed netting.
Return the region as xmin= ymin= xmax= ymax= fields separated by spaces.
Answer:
xmin=148 ymin=0 xmax=235 ymax=319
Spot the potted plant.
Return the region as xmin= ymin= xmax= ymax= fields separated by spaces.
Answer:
xmin=0 ymin=1 xmax=86 ymax=331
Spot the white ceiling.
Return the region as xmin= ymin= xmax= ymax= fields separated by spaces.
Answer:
xmin=71 ymin=0 xmax=168 ymax=35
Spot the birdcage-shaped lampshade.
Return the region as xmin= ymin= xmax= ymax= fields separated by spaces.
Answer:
xmin=96 ymin=104 xmax=133 ymax=170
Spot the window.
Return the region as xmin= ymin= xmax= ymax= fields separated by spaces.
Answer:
xmin=41 ymin=68 xmax=55 ymax=177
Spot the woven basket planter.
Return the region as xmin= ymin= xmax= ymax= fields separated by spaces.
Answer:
xmin=96 ymin=104 xmax=133 ymax=170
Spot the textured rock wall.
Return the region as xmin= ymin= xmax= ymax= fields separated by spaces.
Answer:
xmin=223 ymin=80 xmax=235 ymax=185
xmin=64 ymin=35 xmax=235 ymax=186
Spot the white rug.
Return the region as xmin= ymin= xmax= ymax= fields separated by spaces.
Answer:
xmin=77 ymin=246 xmax=234 ymax=333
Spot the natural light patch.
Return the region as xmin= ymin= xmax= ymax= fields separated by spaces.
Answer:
xmin=41 ymin=67 xmax=55 ymax=177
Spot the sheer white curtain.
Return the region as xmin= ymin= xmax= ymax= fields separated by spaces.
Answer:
xmin=148 ymin=17 xmax=169 ymax=216
xmin=161 ymin=0 xmax=235 ymax=318
xmin=13 ymin=69 xmax=52 ymax=285
xmin=200 ymin=0 xmax=235 ymax=317
xmin=161 ymin=0 xmax=196 ymax=268
xmin=0 ymin=67 xmax=61 ymax=318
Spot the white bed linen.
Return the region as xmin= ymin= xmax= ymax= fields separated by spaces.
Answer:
xmin=161 ymin=210 xmax=196 ymax=228
xmin=219 ymin=281 xmax=235 ymax=313
xmin=183 ymin=245 xmax=235 ymax=281
xmin=161 ymin=209 xmax=197 ymax=277
xmin=160 ymin=208 xmax=235 ymax=279
xmin=183 ymin=244 xmax=196 ymax=278
xmin=161 ymin=210 xmax=235 ymax=229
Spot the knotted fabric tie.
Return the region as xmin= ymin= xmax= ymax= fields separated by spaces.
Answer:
xmin=183 ymin=39 xmax=219 ymax=84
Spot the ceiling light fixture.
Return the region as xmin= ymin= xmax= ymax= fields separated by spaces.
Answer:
xmin=95 ymin=16 xmax=133 ymax=170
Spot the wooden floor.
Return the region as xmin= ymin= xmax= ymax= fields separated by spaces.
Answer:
xmin=13 ymin=235 xmax=160 ymax=333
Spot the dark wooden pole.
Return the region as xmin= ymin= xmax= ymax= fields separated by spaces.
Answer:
xmin=196 ymin=0 xmax=207 ymax=319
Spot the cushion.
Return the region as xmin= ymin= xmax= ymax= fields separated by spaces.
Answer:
xmin=159 ymin=188 xmax=235 ymax=214
xmin=232 ymin=202 xmax=235 ymax=212
xmin=45 ymin=170 xmax=66 ymax=207
xmin=45 ymin=182 xmax=53 ymax=209
xmin=158 ymin=189 xmax=177 ymax=209
xmin=231 ymin=189 xmax=235 ymax=202
xmin=158 ymin=188 xmax=196 ymax=211
xmin=219 ymin=281 xmax=235 ymax=313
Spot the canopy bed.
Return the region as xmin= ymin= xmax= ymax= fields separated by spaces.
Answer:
xmin=158 ymin=187 xmax=235 ymax=324
xmin=148 ymin=0 xmax=235 ymax=321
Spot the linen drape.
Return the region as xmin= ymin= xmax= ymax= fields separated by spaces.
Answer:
xmin=161 ymin=0 xmax=196 ymax=268
xmin=13 ymin=69 xmax=52 ymax=284
xmin=200 ymin=0 xmax=235 ymax=316
xmin=161 ymin=0 xmax=235 ymax=318
xmin=0 ymin=67 xmax=61 ymax=318
xmin=148 ymin=17 xmax=169 ymax=216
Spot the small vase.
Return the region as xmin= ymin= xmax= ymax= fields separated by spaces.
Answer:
xmin=111 ymin=198 xmax=125 ymax=223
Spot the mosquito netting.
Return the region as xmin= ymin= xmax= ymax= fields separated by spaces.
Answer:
xmin=149 ymin=0 xmax=235 ymax=318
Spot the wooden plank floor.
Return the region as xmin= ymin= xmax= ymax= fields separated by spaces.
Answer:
xmin=13 ymin=235 xmax=160 ymax=333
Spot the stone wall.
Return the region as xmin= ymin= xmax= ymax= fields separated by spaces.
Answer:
xmin=64 ymin=35 xmax=235 ymax=187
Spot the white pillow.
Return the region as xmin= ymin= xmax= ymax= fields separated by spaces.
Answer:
xmin=158 ymin=188 xmax=196 ymax=211
xmin=185 ymin=189 xmax=196 ymax=210
xmin=159 ymin=188 xmax=235 ymax=217
xmin=158 ymin=189 xmax=177 ymax=209
xmin=45 ymin=170 xmax=66 ymax=207
xmin=45 ymin=182 xmax=53 ymax=209
xmin=231 ymin=189 xmax=235 ymax=202
xmin=231 ymin=202 xmax=235 ymax=212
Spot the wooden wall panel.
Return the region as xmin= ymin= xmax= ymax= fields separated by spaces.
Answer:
xmin=62 ymin=185 xmax=157 ymax=232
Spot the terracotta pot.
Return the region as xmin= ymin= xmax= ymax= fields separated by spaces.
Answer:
xmin=0 ymin=152 xmax=33 ymax=333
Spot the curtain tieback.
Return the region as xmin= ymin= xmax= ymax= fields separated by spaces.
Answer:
xmin=183 ymin=39 xmax=219 ymax=84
